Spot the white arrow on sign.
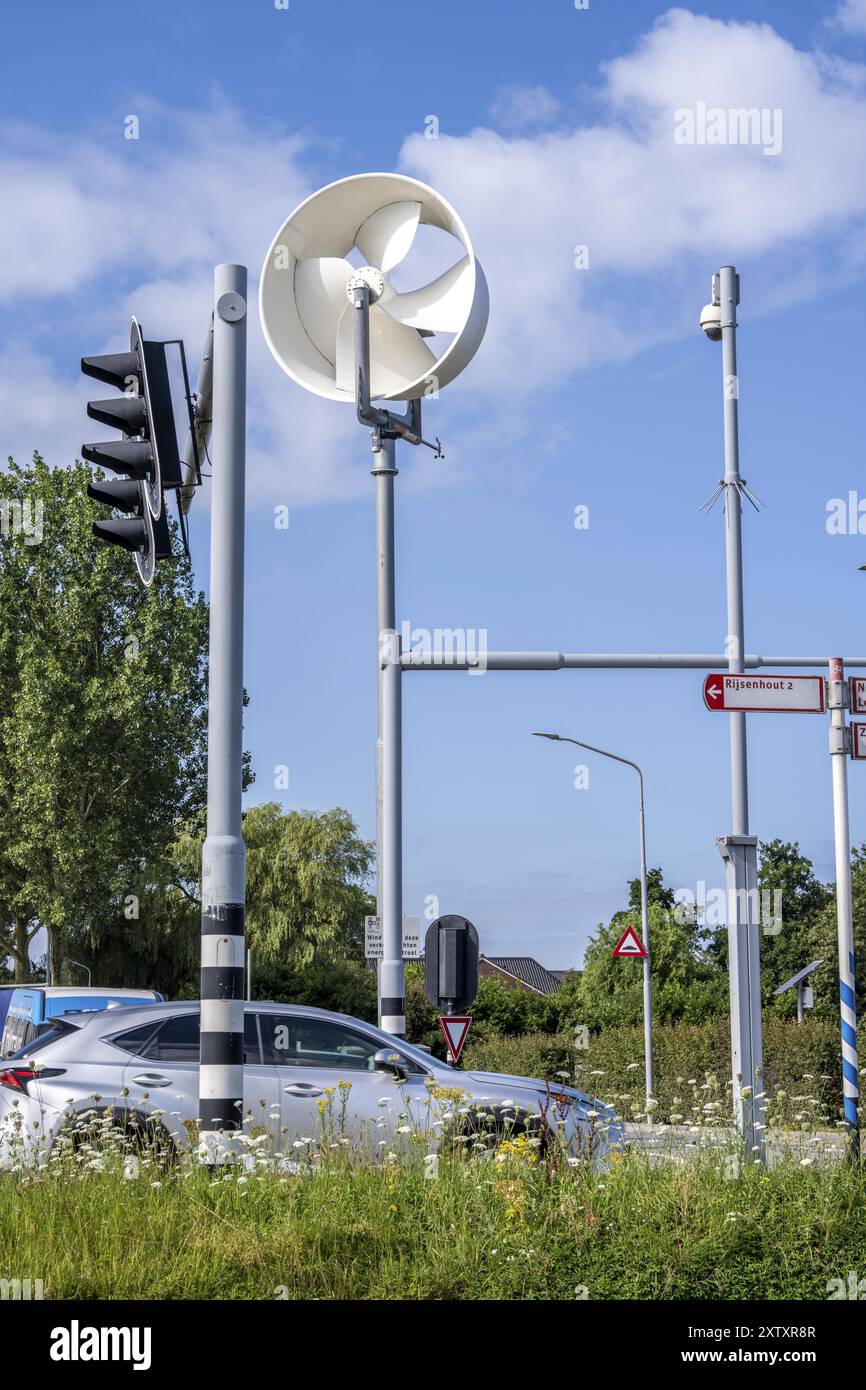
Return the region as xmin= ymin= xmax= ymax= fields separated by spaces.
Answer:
xmin=702 ymin=673 xmax=825 ymax=713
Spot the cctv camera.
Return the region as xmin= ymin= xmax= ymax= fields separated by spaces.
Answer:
xmin=700 ymin=303 xmax=722 ymax=341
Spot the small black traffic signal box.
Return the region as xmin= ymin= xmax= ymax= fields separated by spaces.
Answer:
xmin=424 ymin=915 xmax=479 ymax=1013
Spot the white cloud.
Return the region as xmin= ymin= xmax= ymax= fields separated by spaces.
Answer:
xmin=0 ymin=342 xmax=87 ymax=470
xmin=5 ymin=10 xmax=866 ymax=501
xmin=0 ymin=105 xmax=310 ymax=305
xmin=401 ymin=8 xmax=866 ymax=397
xmin=0 ymin=103 xmax=361 ymax=505
xmin=834 ymin=0 xmax=866 ymax=36
xmin=488 ymin=85 xmax=561 ymax=131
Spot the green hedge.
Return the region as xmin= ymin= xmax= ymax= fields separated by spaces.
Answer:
xmin=462 ymin=1016 xmax=845 ymax=1126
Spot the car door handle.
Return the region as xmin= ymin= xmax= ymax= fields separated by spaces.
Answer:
xmin=131 ymin=1073 xmax=172 ymax=1088
xmin=283 ymin=1083 xmax=324 ymax=1098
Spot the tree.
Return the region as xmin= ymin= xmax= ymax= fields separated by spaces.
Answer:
xmin=758 ymin=840 xmax=831 ymax=1009
xmin=102 ymin=803 xmax=375 ymax=993
xmin=250 ymin=958 xmax=377 ymax=1021
xmin=576 ymin=869 xmax=726 ymax=1030
xmin=807 ymin=844 xmax=866 ymax=1022
xmin=628 ymin=867 xmax=674 ymax=914
xmin=0 ymin=456 xmax=209 ymax=981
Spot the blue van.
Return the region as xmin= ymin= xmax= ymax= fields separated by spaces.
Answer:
xmin=0 ymin=987 xmax=20 ymax=1041
xmin=0 ymin=986 xmax=163 ymax=1058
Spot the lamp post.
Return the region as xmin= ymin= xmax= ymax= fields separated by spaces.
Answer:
xmin=67 ymin=959 xmax=92 ymax=987
xmin=533 ymin=731 xmax=654 ymax=1106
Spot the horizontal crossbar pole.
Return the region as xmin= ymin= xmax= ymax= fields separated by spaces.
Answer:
xmin=399 ymin=652 xmax=866 ymax=671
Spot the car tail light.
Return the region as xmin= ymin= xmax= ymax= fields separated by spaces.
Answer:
xmin=0 ymin=1067 xmax=64 ymax=1094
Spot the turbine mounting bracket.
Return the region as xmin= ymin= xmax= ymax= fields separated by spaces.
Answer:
xmin=353 ymin=287 xmax=444 ymax=458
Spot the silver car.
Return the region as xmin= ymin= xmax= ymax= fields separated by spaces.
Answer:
xmin=0 ymin=1000 xmax=619 ymax=1166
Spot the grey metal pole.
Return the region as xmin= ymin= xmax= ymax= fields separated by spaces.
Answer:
xmin=372 ymin=432 xmax=404 ymax=1035
xmin=797 ymin=982 xmax=804 ymax=1026
xmin=532 ymin=733 xmax=654 ymax=1106
xmin=715 ymin=265 xmax=765 ymax=1164
xmin=198 ymin=264 xmax=247 ymax=1157
xmin=380 ymin=622 xmax=405 ymax=1035
xmin=637 ymin=775 xmax=654 ymax=1104
xmin=373 ymin=434 xmax=397 ymax=923
xmin=401 ymin=651 xmax=866 ymax=671
xmin=828 ymin=657 xmax=860 ymax=1160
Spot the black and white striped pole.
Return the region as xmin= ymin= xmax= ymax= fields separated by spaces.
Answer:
xmin=198 ymin=263 xmax=247 ymax=1159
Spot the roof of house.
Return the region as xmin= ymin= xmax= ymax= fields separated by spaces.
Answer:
xmin=548 ymin=969 xmax=581 ymax=987
xmin=480 ymin=955 xmax=566 ymax=996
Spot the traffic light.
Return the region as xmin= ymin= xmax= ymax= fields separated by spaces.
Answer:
xmin=82 ymin=318 xmax=183 ymax=586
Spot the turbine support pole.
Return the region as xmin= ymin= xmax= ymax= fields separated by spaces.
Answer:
xmin=372 ymin=431 xmax=404 ymax=1035
xmin=355 ymin=282 xmax=405 ymax=1035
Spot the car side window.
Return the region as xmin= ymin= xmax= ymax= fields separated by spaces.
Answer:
xmin=259 ymin=1015 xmax=381 ymax=1070
xmin=144 ymin=1014 xmax=200 ymax=1062
xmin=242 ymin=1014 xmax=262 ymax=1065
xmin=113 ymin=1014 xmax=262 ymax=1064
xmin=111 ymin=1022 xmax=163 ymax=1057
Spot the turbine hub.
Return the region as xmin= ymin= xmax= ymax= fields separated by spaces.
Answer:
xmin=346 ymin=266 xmax=385 ymax=304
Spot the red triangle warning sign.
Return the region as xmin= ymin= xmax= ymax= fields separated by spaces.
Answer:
xmin=438 ymin=1015 xmax=472 ymax=1062
xmin=612 ymin=925 xmax=647 ymax=959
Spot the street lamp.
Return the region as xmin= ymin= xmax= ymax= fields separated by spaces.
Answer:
xmin=67 ymin=959 xmax=92 ymax=987
xmin=533 ymin=731 xmax=655 ymax=1106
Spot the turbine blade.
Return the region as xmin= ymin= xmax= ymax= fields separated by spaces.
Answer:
xmin=335 ymin=303 xmax=438 ymax=398
xmin=293 ymin=257 xmax=354 ymax=364
xmin=355 ymin=201 xmax=421 ymax=273
xmin=382 ymin=255 xmax=473 ymax=335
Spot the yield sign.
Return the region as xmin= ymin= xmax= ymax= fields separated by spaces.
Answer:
xmin=438 ymin=1015 xmax=472 ymax=1062
xmin=612 ymin=925 xmax=647 ymax=959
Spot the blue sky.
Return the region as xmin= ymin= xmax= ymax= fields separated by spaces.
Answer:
xmin=4 ymin=0 xmax=866 ymax=968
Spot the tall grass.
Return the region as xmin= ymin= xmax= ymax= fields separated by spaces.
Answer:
xmin=2 ymin=1147 xmax=864 ymax=1300
xmin=464 ymin=1017 xmax=846 ymax=1127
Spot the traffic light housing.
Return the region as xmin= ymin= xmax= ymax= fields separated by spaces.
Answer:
xmin=424 ymin=915 xmax=479 ymax=1013
xmin=82 ymin=319 xmax=184 ymax=586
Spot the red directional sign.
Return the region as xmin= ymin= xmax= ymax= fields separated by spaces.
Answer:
xmin=852 ymin=724 xmax=866 ymax=761
xmin=852 ymin=679 xmax=866 ymax=716
xmin=702 ymin=673 xmax=825 ymax=714
xmin=438 ymin=1015 xmax=472 ymax=1062
xmin=612 ymin=925 xmax=647 ymax=959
